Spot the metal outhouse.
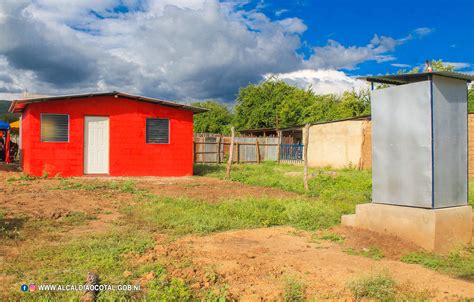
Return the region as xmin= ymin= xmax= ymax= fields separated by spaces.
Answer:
xmin=362 ymin=72 xmax=474 ymax=209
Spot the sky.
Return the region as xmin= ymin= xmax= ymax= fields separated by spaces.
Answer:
xmin=0 ymin=0 xmax=473 ymax=103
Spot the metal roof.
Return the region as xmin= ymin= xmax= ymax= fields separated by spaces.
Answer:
xmin=358 ymin=71 xmax=474 ymax=85
xmin=9 ymin=91 xmax=209 ymax=114
xmin=240 ymin=115 xmax=371 ymax=133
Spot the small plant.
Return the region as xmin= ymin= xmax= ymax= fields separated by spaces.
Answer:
xmin=345 ymin=247 xmax=384 ymax=260
xmin=62 ymin=212 xmax=97 ymax=226
xmin=347 ymin=272 xmax=396 ymax=301
xmin=283 ymin=274 xmax=306 ymax=302
xmin=319 ymin=232 xmax=345 ymax=243
xmin=147 ymin=276 xmax=192 ymax=301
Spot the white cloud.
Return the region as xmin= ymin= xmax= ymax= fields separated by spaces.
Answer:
xmin=275 ymin=9 xmax=288 ymax=17
xmin=445 ymin=62 xmax=471 ymax=70
xmin=391 ymin=63 xmax=411 ymax=68
xmin=0 ymin=1 xmax=439 ymax=102
xmin=266 ymin=69 xmax=369 ymax=95
xmin=305 ymin=35 xmax=399 ymax=70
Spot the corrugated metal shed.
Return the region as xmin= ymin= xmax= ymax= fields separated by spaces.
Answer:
xmin=358 ymin=71 xmax=474 ymax=85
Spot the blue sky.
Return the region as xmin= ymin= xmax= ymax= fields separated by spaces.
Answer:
xmin=254 ymin=0 xmax=474 ymax=75
xmin=0 ymin=0 xmax=472 ymax=101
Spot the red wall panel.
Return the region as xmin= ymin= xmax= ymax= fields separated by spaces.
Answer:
xmin=20 ymin=96 xmax=194 ymax=177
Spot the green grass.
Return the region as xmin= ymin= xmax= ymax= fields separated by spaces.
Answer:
xmin=318 ymin=232 xmax=345 ymax=243
xmin=469 ymin=180 xmax=474 ymax=206
xmin=345 ymin=247 xmax=384 ymax=260
xmin=195 ymin=162 xmax=372 ymax=216
xmin=347 ymin=272 xmax=396 ymax=301
xmin=61 ymin=211 xmax=97 ymax=226
xmin=4 ymin=227 xmax=157 ymax=301
xmin=49 ymin=179 xmax=139 ymax=192
xmin=283 ymin=274 xmax=306 ymax=302
xmin=122 ymin=195 xmax=346 ymax=236
xmin=400 ymin=249 xmax=474 ymax=279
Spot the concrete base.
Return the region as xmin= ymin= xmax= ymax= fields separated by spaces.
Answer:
xmin=341 ymin=203 xmax=472 ymax=253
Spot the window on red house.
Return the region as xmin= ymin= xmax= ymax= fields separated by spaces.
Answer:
xmin=40 ymin=114 xmax=69 ymax=142
xmin=146 ymin=118 xmax=169 ymax=144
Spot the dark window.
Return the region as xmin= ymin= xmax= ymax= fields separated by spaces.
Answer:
xmin=146 ymin=118 xmax=169 ymax=144
xmin=41 ymin=114 xmax=69 ymax=142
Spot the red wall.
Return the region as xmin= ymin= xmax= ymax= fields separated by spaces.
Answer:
xmin=21 ymin=96 xmax=194 ymax=177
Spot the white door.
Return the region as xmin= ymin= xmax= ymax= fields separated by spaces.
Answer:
xmin=84 ymin=116 xmax=109 ymax=174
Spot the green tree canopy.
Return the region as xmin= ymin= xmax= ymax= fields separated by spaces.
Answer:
xmin=234 ymin=78 xmax=370 ymax=130
xmin=191 ymin=100 xmax=233 ymax=134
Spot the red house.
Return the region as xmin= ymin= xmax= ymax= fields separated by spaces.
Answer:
xmin=9 ymin=91 xmax=207 ymax=177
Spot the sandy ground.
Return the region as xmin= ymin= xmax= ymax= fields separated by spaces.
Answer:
xmin=1 ymin=165 xmax=473 ymax=300
xmin=142 ymin=227 xmax=474 ymax=301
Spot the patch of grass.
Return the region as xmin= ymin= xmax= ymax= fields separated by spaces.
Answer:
xmin=7 ymin=174 xmax=39 ymax=182
xmin=122 ymin=195 xmax=344 ymax=236
xmin=61 ymin=211 xmax=97 ymax=226
xmin=4 ymin=227 xmax=155 ymax=300
xmin=318 ymin=232 xmax=345 ymax=243
xmin=345 ymin=247 xmax=384 ymax=260
xmin=49 ymin=179 xmax=119 ymax=191
xmin=194 ymin=162 xmax=372 ymax=215
xmin=347 ymin=272 xmax=396 ymax=301
xmin=400 ymin=249 xmax=474 ymax=279
xmin=148 ymin=276 xmax=192 ymax=301
xmin=283 ymin=274 xmax=306 ymax=302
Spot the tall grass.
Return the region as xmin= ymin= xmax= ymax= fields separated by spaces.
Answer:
xmin=122 ymin=195 xmax=344 ymax=236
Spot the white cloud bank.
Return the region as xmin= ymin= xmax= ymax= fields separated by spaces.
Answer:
xmin=266 ymin=69 xmax=369 ymax=95
xmin=0 ymin=0 xmax=431 ymax=101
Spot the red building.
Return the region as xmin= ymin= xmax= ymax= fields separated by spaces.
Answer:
xmin=9 ymin=92 xmax=207 ymax=177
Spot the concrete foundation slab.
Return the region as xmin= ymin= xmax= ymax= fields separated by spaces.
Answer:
xmin=341 ymin=203 xmax=472 ymax=253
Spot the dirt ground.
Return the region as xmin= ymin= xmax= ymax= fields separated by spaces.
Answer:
xmin=1 ymin=166 xmax=474 ymax=300
xmin=143 ymin=227 xmax=474 ymax=300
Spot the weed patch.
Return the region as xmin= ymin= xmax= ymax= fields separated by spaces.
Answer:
xmin=318 ymin=232 xmax=345 ymax=243
xmin=401 ymin=249 xmax=474 ymax=279
xmin=347 ymin=272 xmax=396 ymax=301
xmin=61 ymin=211 xmax=97 ymax=226
xmin=283 ymin=274 xmax=306 ymax=302
xmin=345 ymin=247 xmax=384 ymax=260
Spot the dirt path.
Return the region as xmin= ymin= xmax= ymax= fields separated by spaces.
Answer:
xmin=148 ymin=227 xmax=474 ymax=301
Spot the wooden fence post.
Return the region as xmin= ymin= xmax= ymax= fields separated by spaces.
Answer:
xmin=193 ymin=141 xmax=197 ymax=164
xmin=303 ymin=124 xmax=310 ymax=192
xmin=217 ymin=135 xmax=221 ymax=164
xmin=236 ymin=142 xmax=240 ymax=163
xmin=277 ymin=130 xmax=282 ymax=163
xmin=226 ymin=127 xmax=235 ymax=179
xmin=256 ymin=139 xmax=261 ymax=164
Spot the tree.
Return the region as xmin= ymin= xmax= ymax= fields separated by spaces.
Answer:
xmin=234 ymin=78 xmax=298 ymax=130
xmin=234 ymin=78 xmax=371 ymax=130
xmin=191 ymin=100 xmax=233 ymax=134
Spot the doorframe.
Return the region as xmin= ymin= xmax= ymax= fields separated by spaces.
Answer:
xmin=83 ymin=115 xmax=110 ymax=175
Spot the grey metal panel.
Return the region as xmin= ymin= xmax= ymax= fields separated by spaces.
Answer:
xmin=372 ymin=81 xmax=433 ymax=208
xmin=432 ymin=76 xmax=468 ymax=208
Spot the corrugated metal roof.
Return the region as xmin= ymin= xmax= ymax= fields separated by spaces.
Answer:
xmin=9 ymin=91 xmax=209 ymax=114
xmin=358 ymin=71 xmax=474 ymax=85
xmin=240 ymin=115 xmax=371 ymax=133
